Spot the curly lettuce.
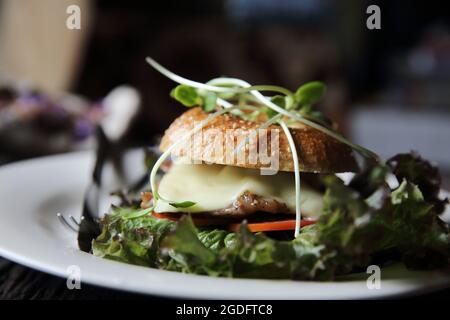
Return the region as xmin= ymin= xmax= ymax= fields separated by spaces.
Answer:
xmin=92 ymin=153 xmax=450 ymax=280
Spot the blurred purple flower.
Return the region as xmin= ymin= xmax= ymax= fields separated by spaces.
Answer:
xmin=17 ymin=93 xmax=47 ymax=109
xmin=74 ymin=118 xmax=93 ymax=140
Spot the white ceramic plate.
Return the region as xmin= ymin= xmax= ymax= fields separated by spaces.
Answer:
xmin=0 ymin=151 xmax=449 ymax=300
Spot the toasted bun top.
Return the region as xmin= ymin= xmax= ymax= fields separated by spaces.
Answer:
xmin=160 ymin=107 xmax=358 ymax=173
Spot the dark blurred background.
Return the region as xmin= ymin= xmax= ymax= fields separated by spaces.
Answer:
xmin=0 ymin=0 xmax=449 ymax=184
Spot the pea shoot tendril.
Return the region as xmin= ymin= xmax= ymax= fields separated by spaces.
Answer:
xmin=145 ymin=57 xmax=379 ymax=237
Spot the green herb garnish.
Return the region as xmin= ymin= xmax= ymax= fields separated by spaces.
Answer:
xmin=202 ymin=92 xmax=217 ymax=112
xmin=170 ymin=84 xmax=201 ymax=107
xmin=122 ymin=207 xmax=153 ymax=220
xmin=169 ymin=201 xmax=196 ymax=208
xmin=295 ymin=81 xmax=326 ymax=107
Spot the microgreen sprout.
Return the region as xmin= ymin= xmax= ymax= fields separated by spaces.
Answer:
xmin=202 ymin=92 xmax=217 ymax=112
xmin=169 ymin=201 xmax=197 ymax=208
xmin=278 ymin=120 xmax=301 ymax=238
xmin=145 ymin=56 xmax=380 ymax=236
xmin=122 ymin=207 xmax=153 ymax=220
xmin=170 ymin=85 xmax=201 ymax=107
xmin=295 ymin=81 xmax=326 ymax=107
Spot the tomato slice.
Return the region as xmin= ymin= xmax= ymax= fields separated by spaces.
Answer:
xmin=152 ymin=212 xmax=178 ymax=221
xmin=152 ymin=212 xmax=317 ymax=232
xmin=228 ymin=219 xmax=316 ymax=232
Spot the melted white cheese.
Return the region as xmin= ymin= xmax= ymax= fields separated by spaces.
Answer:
xmin=154 ymin=162 xmax=324 ymax=217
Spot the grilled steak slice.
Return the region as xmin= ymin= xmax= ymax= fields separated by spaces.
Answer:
xmin=141 ymin=191 xmax=293 ymax=218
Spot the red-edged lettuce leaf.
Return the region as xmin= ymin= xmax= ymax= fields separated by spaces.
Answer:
xmin=387 ymin=152 xmax=449 ymax=214
xmin=92 ymin=152 xmax=450 ymax=279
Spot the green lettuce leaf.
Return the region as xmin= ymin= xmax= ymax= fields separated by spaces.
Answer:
xmin=92 ymin=152 xmax=450 ymax=280
xmin=387 ymin=152 xmax=449 ymax=214
xmin=92 ymin=207 xmax=175 ymax=267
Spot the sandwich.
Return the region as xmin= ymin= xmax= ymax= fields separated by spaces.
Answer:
xmin=91 ymin=58 xmax=449 ymax=280
xmin=141 ymin=106 xmax=357 ymax=235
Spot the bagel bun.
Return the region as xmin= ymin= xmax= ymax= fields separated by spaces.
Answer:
xmin=160 ymin=107 xmax=358 ymax=173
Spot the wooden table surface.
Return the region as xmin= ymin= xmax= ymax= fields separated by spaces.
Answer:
xmin=0 ymin=257 xmax=163 ymax=300
xmin=1 ymin=256 xmax=449 ymax=300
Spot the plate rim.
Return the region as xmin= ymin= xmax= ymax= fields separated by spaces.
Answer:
xmin=0 ymin=151 xmax=449 ymax=300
